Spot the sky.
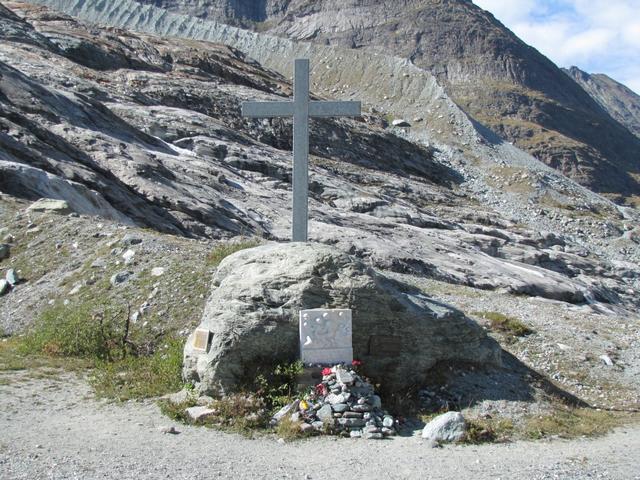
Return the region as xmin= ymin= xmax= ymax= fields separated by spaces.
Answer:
xmin=473 ymin=0 xmax=640 ymax=95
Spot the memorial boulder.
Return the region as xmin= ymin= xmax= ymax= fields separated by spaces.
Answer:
xmin=183 ymin=243 xmax=501 ymax=396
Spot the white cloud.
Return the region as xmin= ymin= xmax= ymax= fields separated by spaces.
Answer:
xmin=474 ymin=0 xmax=640 ymax=94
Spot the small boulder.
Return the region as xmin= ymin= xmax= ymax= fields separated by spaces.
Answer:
xmin=122 ymin=249 xmax=136 ymax=265
xmin=421 ymin=412 xmax=467 ymax=443
xmin=0 ymin=244 xmax=10 ymax=260
xmin=270 ymin=400 xmax=299 ymax=425
xmin=197 ymin=395 xmax=215 ymax=406
xmin=0 ymin=279 xmax=9 ymax=296
xmin=159 ymin=426 xmax=179 ymax=435
xmin=27 ymin=198 xmax=72 ymax=214
xmin=151 ymin=267 xmax=165 ymax=277
xmin=163 ymin=389 xmax=193 ymax=405
xmin=110 ymin=271 xmax=132 ymax=286
xmin=91 ymin=258 xmax=107 ymax=269
xmin=316 ymin=404 xmax=333 ymax=423
xmin=5 ymin=269 xmax=19 ymax=286
xmin=335 ymin=367 xmax=354 ymax=385
xmin=185 ymin=406 xmax=217 ymax=422
xmin=120 ymin=234 xmax=143 ymax=246
xmin=392 ymin=119 xmax=411 ymax=127
xmin=600 ymin=354 xmax=614 ymax=366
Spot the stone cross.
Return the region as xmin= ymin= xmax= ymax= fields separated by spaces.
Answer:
xmin=242 ymin=59 xmax=362 ymax=242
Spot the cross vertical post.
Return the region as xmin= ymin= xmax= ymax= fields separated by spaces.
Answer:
xmin=292 ymin=59 xmax=310 ymax=242
xmin=242 ymin=59 xmax=361 ymax=242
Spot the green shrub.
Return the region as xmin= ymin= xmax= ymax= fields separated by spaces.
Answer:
xmin=20 ymin=302 xmax=184 ymax=401
xmin=206 ymin=239 xmax=262 ymax=267
xmin=472 ymin=311 xmax=534 ymax=338
xmin=254 ymin=360 xmax=304 ymax=410
xmin=463 ymin=417 xmax=514 ymax=444
xmin=20 ymin=302 xmax=122 ymax=360
xmin=91 ymin=339 xmax=184 ymax=401
xmin=275 ymin=417 xmax=308 ymax=441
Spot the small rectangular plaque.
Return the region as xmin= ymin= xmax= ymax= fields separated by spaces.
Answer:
xmin=299 ymin=309 xmax=353 ymax=365
xmin=192 ymin=328 xmax=211 ymax=353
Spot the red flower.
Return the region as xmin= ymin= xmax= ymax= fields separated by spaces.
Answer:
xmin=315 ymin=383 xmax=328 ymax=396
xmin=352 ymin=360 xmax=363 ymax=367
xmin=321 ymin=367 xmax=332 ymax=376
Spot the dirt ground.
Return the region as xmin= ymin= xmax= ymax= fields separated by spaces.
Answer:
xmin=1 ymin=370 xmax=639 ymax=480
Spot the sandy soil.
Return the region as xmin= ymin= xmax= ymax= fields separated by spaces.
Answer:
xmin=1 ymin=370 xmax=639 ymax=480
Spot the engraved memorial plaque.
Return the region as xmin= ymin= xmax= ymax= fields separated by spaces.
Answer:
xmin=299 ymin=309 xmax=352 ymax=365
xmin=192 ymin=328 xmax=211 ymax=353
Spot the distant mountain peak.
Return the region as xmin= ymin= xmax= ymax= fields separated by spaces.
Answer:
xmin=564 ymin=66 xmax=640 ymax=140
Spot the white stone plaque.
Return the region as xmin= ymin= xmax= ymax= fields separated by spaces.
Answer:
xmin=299 ymin=309 xmax=353 ymax=365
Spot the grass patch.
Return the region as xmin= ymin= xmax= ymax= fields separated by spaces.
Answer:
xmin=161 ymin=393 xmax=270 ymax=436
xmin=15 ymin=300 xmax=185 ymax=401
xmin=91 ymin=339 xmax=183 ymax=401
xmin=20 ymin=302 xmax=122 ymax=360
xmin=159 ymin=361 xmax=310 ymax=438
xmin=0 ymin=337 xmax=90 ymax=371
xmin=206 ymin=239 xmax=261 ymax=267
xmin=159 ymin=398 xmax=197 ymax=423
xmin=473 ymin=311 xmax=534 ymax=338
xmin=524 ymin=408 xmax=623 ymax=440
xmin=463 ymin=417 xmax=514 ymax=444
xmin=275 ymin=416 xmax=308 ymax=441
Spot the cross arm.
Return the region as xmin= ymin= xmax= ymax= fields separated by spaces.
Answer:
xmin=241 ymin=101 xmax=294 ymax=118
xmin=309 ymin=101 xmax=361 ymax=117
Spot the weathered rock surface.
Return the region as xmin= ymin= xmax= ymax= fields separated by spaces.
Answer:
xmin=421 ymin=411 xmax=467 ymax=443
xmin=183 ymin=243 xmax=501 ymax=395
xmin=54 ymin=0 xmax=640 ymax=199
xmin=26 ymin=198 xmax=72 ymax=214
xmin=0 ymin=2 xmax=638 ymax=318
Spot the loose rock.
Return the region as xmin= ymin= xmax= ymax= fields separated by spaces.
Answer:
xmin=0 ymin=279 xmax=9 ymax=296
xmin=421 ymin=412 xmax=467 ymax=443
xmin=110 ymin=271 xmax=132 ymax=286
xmin=5 ymin=269 xmax=19 ymax=286
xmin=185 ymin=406 xmax=217 ymax=422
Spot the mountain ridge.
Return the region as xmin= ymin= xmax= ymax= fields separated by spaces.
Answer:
xmin=564 ymin=66 xmax=640 ymax=140
xmin=126 ymin=0 xmax=640 ymax=203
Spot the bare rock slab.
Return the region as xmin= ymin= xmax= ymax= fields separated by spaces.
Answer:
xmin=27 ymin=198 xmax=72 ymax=214
xmin=183 ymin=243 xmax=501 ymax=395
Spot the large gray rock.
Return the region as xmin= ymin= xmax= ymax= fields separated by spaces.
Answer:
xmin=183 ymin=243 xmax=501 ymax=395
xmin=421 ymin=411 xmax=467 ymax=443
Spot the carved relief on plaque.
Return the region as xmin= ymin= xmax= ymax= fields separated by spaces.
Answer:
xmin=299 ymin=309 xmax=352 ymax=364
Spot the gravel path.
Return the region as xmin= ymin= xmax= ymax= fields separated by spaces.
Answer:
xmin=1 ymin=372 xmax=639 ymax=480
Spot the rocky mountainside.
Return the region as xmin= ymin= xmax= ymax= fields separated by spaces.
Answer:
xmin=1 ymin=0 xmax=638 ymax=311
xmin=119 ymin=0 xmax=640 ymax=203
xmin=1 ymin=0 xmax=640 ymax=430
xmin=564 ymin=66 xmax=640 ymax=140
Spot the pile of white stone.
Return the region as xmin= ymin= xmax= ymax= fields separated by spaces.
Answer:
xmin=272 ymin=365 xmax=397 ymax=439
